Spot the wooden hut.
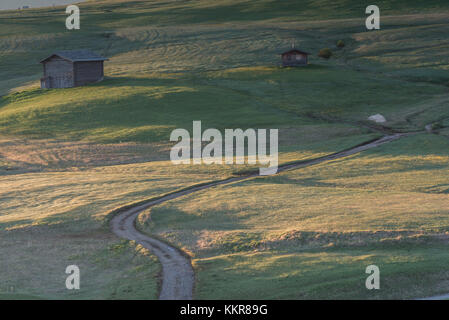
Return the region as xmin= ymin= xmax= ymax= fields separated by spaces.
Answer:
xmin=281 ymin=48 xmax=309 ymax=67
xmin=40 ymin=50 xmax=107 ymax=89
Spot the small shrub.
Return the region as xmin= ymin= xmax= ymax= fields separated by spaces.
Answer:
xmin=101 ymin=31 xmax=113 ymax=38
xmin=336 ymin=40 xmax=345 ymax=48
xmin=318 ymin=48 xmax=332 ymax=59
xmin=431 ymin=122 xmax=444 ymax=130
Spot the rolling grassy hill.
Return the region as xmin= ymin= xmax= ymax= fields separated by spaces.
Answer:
xmin=1 ymin=1 xmax=449 ymax=141
xmin=137 ymin=134 xmax=449 ymax=299
xmin=0 ymin=0 xmax=448 ymax=299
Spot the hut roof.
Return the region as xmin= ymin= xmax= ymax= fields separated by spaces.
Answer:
xmin=281 ymin=48 xmax=310 ymax=56
xmin=40 ymin=50 xmax=108 ymax=63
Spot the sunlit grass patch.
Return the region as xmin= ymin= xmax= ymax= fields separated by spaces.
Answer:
xmin=137 ymin=134 xmax=449 ymax=298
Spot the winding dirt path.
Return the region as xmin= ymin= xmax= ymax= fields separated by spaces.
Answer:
xmin=110 ymin=133 xmax=407 ymax=300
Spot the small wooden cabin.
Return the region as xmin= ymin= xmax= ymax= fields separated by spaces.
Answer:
xmin=281 ymin=49 xmax=309 ymax=67
xmin=40 ymin=50 xmax=107 ymax=89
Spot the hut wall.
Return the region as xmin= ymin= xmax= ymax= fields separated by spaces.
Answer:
xmin=43 ymin=57 xmax=74 ymax=88
xmin=74 ymin=61 xmax=104 ymax=86
xmin=282 ymin=53 xmax=308 ymax=67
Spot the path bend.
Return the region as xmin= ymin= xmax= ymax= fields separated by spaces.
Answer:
xmin=110 ymin=133 xmax=407 ymax=300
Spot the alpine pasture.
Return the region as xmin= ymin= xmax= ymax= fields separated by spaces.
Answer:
xmin=1 ymin=0 xmax=449 ymax=299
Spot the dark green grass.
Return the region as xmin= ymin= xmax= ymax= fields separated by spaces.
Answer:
xmin=194 ymin=244 xmax=449 ymax=299
xmin=0 ymin=65 xmax=445 ymax=142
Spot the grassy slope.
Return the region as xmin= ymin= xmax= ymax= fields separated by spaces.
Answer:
xmin=1 ymin=1 xmax=449 ymax=141
xmin=138 ymin=134 xmax=449 ymax=299
xmin=0 ymin=161 xmax=254 ymax=299
xmin=1 ymin=0 xmax=449 ymax=299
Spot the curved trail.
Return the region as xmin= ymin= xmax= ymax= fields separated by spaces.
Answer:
xmin=111 ymin=133 xmax=407 ymax=300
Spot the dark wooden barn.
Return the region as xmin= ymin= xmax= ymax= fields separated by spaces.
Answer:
xmin=40 ymin=50 xmax=107 ymax=89
xmin=281 ymin=48 xmax=309 ymax=67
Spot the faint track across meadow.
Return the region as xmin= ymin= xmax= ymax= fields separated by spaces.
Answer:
xmin=110 ymin=132 xmax=409 ymax=300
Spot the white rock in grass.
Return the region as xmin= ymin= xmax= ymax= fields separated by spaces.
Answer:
xmin=368 ymin=114 xmax=386 ymax=123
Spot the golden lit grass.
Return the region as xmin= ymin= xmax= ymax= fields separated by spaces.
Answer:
xmin=0 ymin=159 xmax=248 ymax=230
xmin=0 ymin=160 xmax=248 ymax=299
xmin=1 ymin=0 xmax=449 ymax=300
xmin=137 ymin=134 xmax=449 ymax=299
xmin=0 ymin=137 xmax=171 ymax=170
xmin=0 ymin=126 xmax=378 ymax=299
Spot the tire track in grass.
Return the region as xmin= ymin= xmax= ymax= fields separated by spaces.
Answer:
xmin=110 ymin=132 xmax=409 ymax=300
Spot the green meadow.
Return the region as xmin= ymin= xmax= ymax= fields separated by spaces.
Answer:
xmin=138 ymin=134 xmax=449 ymax=299
xmin=0 ymin=0 xmax=448 ymax=299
